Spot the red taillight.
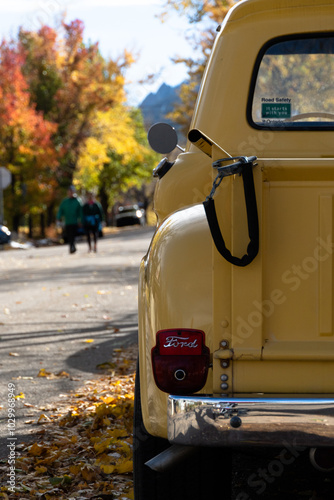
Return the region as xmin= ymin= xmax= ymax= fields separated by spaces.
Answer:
xmin=151 ymin=329 xmax=210 ymax=395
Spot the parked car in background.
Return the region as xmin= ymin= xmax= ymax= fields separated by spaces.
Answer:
xmin=115 ymin=204 xmax=145 ymax=227
xmin=0 ymin=225 xmax=11 ymax=244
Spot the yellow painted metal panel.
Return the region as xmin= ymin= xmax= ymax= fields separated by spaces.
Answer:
xmin=319 ymin=195 xmax=333 ymax=336
xmin=233 ymin=360 xmax=334 ymax=393
xmin=139 ymin=205 xmax=214 ymax=436
xmin=261 ymin=341 xmax=334 ymax=360
xmin=213 ymin=158 xmax=334 ymax=393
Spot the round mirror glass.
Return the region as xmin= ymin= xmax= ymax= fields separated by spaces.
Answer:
xmin=147 ymin=122 xmax=178 ymax=154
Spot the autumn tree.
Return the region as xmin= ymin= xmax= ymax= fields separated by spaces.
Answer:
xmin=0 ymin=41 xmax=58 ymax=231
xmin=0 ymin=18 xmax=158 ymax=233
xmin=162 ymin=0 xmax=239 ymax=135
xmin=19 ymin=20 xmax=133 ymax=224
xmin=75 ymin=106 xmax=159 ymax=217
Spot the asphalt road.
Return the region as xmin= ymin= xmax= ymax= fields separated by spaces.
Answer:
xmin=0 ymin=225 xmax=154 ymax=458
xmin=1 ymin=226 xmax=333 ymax=499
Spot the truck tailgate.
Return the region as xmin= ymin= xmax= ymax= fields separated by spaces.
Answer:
xmin=213 ymin=158 xmax=334 ymax=394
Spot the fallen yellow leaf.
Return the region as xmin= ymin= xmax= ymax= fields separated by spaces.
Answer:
xmin=100 ymin=463 xmax=115 ymax=474
xmin=81 ymin=464 xmax=97 ymax=481
xmin=126 ymin=488 xmax=134 ymax=500
xmin=117 ymin=459 xmax=133 ymax=474
xmin=28 ymin=443 xmax=45 ymax=457
xmin=41 ymin=449 xmax=62 ymax=465
xmin=100 ymin=396 xmax=115 ymax=404
xmin=69 ymin=464 xmax=81 ymax=475
xmin=35 ymin=465 xmax=48 ymax=475
xmin=38 ymin=414 xmax=51 ymax=423
xmin=55 ymin=370 xmax=70 ymax=378
xmin=37 ymin=368 xmax=51 ymax=377
xmin=93 ymin=437 xmax=112 ymax=454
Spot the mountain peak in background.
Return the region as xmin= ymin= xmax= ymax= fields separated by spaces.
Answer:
xmin=139 ymin=82 xmax=184 ymax=143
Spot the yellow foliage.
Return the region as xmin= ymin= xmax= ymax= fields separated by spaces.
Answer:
xmin=37 ymin=368 xmax=51 ymax=377
xmin=69 ymin=464 xmax=81 ymax=475
xmin=100 ymin=395 xmax=116 ymax=404
xmin=93 ymin=436 xmax=112 ymax=454
xmin=76 ymin=104 xmax=150 ymax=191
xmin=117 ymin=459 xmax=133 ymax=474
xmin=28 ymin=443 xmax=46 ymax=457
xmin=35 ymin=465 xmax=48 ymax=475
xmin=14 ymin=392 xmax=25 ymax=399
xmin=107 ymin=429 xmax=128 ymax=439
xmin=100 ymin=463 xmax=116 ymax=474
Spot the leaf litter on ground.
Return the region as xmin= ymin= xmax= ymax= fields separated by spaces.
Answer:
xmin=0 ymin=345 xmax=138 ymax=500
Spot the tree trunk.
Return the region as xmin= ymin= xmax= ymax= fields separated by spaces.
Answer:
xmin=12 ymin=214 xmax=20 ymax=234
xmin=40 ymin=213 xmax=45 ymax=238
xmin=28 ymin=215 xmax=33 ymax=239
xmin=47 ymin=202 xmax=55 ymax=226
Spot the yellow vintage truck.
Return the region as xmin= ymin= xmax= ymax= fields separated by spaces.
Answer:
xmin=134 ymin=0 xmax=334 ymax=498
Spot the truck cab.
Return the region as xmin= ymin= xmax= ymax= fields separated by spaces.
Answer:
xmin=134 ymin=1 xmax=334 ymax=498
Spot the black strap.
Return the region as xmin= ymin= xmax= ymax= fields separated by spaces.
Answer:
xmin=203 ymin=162 xmax=259 ymax=267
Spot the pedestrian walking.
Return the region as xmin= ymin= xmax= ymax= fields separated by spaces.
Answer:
xmin=82 ymin=192 xmax=104 ymax=253
xmin=57 ymin=185 xmax=83 ymax=254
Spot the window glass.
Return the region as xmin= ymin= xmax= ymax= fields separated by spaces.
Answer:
xmin=251 ymin=36 xmax=334 ymax=128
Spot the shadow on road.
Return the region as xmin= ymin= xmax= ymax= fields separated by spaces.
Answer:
xmin=0 ymin=263 xmax=141 ymax=289
xmin=0 ymin=318 xmax=137 ymax=350
xmin=66 ymin=314 xmax=138 ymax=374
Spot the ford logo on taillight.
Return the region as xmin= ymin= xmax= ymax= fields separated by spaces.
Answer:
xmin=158 ymin=330 xmax=204 ymax=355
xmin=151 ymin=329 xmax=210 ymax=395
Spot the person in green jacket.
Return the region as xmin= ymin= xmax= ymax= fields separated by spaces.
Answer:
xmin=82 ymin=192 xmax=104 ymax=253
xmin=57 ymin=185 xmax=83 ymax=254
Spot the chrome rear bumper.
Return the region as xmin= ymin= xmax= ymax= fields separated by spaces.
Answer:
xmin=168 ymin=395 xmax=334 ymax=447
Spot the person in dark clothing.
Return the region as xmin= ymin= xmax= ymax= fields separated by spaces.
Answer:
xmin=57 ymin=186 xmax=83 ymax=254
xmin=82 ymin=192 xmax=104 ymax=252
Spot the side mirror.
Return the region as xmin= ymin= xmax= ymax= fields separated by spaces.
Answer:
xmin=148 ymin=122 xmax=184 ymax=154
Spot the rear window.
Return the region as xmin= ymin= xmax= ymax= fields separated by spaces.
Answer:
xmin=249 ymin=34 xmax=334 ymax=130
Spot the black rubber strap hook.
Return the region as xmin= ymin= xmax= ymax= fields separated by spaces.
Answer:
xmin=203 ymin=156 xmax=259 ymax=267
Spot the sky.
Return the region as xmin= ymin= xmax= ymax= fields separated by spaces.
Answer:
xmin=0 ymin=0 xmax=197 ymax=105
